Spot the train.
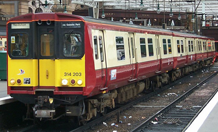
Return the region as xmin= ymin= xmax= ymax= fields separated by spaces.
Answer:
xmin=7 ymin=13 xmax=215 ymax=124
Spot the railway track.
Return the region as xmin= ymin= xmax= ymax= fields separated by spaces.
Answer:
xmin=131 ymin=71 xmax=218 ymax=132
xmin=3 ymin=68 xmax=217 ymax=132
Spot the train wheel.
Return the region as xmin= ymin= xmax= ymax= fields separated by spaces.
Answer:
xmin=101 ymin=107 xmax=108 ymax=116
xmin=150 ymin=81 xmax=156 ymax=92
xmin=78 ymin=115 xmax=86 ymax=126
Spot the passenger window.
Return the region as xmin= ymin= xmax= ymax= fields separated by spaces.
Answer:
xmin=168 ymin=39 xmax=172 ymax=54
xmin=10 ymin=33 xmax=29 ymax=57
xmin=140 ymin=38 xmax=146 ymax=57
xmin=162 ymin=39 xmax=167 ymax=55
xmin=93 ymin=36 xmax=99 ymax=59
xmin=181 ymin=40 xmax=184 ymax=53
xmin=116 ymin=36 xmax=125 ymax=60
xmin=148 ymin=38 xmax=153 ymax=56
xmin=99 ymin=36 xmax=104 ymax=62
xmin=0 ymin=41 xmax=2 ymax=46
xmin=177 ymin=40 xmax=180 ymax=53
xmin=63 ymin=33 xmax=82 ymax=57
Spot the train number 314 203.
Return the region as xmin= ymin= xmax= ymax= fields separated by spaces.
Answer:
xmin=64 ymin=72 xmax=82 ymax=76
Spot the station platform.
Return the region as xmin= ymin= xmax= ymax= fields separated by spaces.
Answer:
xmin=185 ymin=91 xmax=218 ymax=132
xmin=0 ymin=81 xmax=15 ymax=105
xmin=185 ymin=62 xmax=218 ymax=132
xmin=0 ymin=81 xmax=7 ymax=98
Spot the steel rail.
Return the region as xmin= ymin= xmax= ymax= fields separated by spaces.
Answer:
xmin=130 ymin=71 xmax=217 ymax=132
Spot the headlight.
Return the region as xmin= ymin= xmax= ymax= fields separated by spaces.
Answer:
xmin=77 ymin=79 xmax=83 ymax=85
xmin=10 ymin=79 xmax=16 ymax=85
xmin=62 ymin=79 xmax=68 ymax=86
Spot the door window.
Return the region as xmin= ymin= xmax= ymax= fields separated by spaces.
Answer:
xmin=162 ymin=39 xmax=167 ymax=54
xmin=41 ymin=34 xmax=54 ymax=56
xmin=99 ymin=36 xmax=104 ymax=62
xmin=148 ymin=38 xmax=153 ymax=56
xmin=168 ymin=39 xmax=172 ymax=54
xmin=93 ymin=36 xmax=99 ymax=59
xmin=181 ymin=40 xmax=184 ymax=53
xmin=140 ymin=38 xmax=146 ymax=57
xmin=177 ymin=40 xmax=180 ymax=53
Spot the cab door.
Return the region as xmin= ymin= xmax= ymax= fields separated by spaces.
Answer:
xmin=38 ymin=27 xmax=55 ymax=87
xmin=128 ymin=33 xmax=137 ymax=81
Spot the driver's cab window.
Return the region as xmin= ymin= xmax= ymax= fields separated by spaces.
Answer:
xmin=63 ymin=33 xmax=82 ymax=57
xmin=10 ymin=33 xmax=28 ymax=56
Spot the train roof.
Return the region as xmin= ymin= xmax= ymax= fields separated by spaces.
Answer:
xmin=8 ymin=13 xmax=213 ymax=40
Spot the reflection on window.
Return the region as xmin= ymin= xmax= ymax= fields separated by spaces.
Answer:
xmin=168 ymin=39 xmax=172 ymax=54
xmin=93 ymin=36 xmax=98 ymax=59
xmin=140 ymin=38 xmax=146 ymax=57
xmin=116 ymin=36 xmax=125 ymax=60
xmin=177 ymin=40 xmax=180 ymax=53
xmin=10 ymin=33 xmax=29 ymax=57
xmin=163 ymin=39 xmax=167 ymax=54
xmin=41 ymin=34 xmax=54 ymax=56
xmin=99 ymin=36 xmax=104 ymax=62
xmin=63 ymin=33 xmax=82 ymax=57
xmin=148 ymin=38 xmax=153 ymax=56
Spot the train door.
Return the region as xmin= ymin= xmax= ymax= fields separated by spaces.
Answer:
xmin=156 ymin=35 xmax=161 ymax=72
xmin=92 ymin=30 xmax=107 ymax=88
xmin=38 ymin=27 xmax=55 ymax=87
xmin=128 ymin=33 xmax=137 ymax=81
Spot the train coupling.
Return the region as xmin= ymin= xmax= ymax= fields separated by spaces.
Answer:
xmin=33 ymin=96 xmax=55 ymax=118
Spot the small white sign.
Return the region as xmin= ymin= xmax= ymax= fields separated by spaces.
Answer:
xmin=11 ymin=36 xmax=15 ymax=43
xmin=11 ymin=23 xmax=30 ymax=29
xmin=111 ymin=69 xmax=117 ymax=80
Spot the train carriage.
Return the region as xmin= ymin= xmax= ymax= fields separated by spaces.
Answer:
xmin=7 ymin=13 xmax=215 ymax=122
